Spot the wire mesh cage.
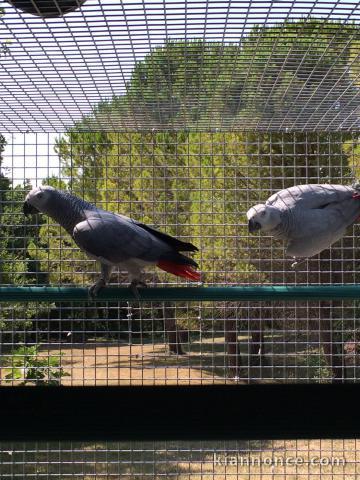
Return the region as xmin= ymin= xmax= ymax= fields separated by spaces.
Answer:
xmin=0 ymin=439 xmax=359 ymax=478
xmin=2 ymin=132 xmax=360 ymax=385
xmin=1 ymin=0 xmax=360 ymax=477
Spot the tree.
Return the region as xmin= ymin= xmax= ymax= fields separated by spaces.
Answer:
xmin=53 ymin=25 xmax=359 ymax=287
xmin=231 ymin=19 xmax=359 ymax=130
xmin=50 ymin=21 xmax=360 ymax=378
xmin=0 ymin=139 xmax=48 ymax=347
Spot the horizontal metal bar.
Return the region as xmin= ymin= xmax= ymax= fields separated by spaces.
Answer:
xmin=1 ymin=285 xmax=360 ymax=303
xmin=1 ymin=385 xmax=360 ymax=440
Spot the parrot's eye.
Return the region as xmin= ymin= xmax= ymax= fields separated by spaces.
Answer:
xmin=260 ymin=211 xmax=266 ymax=217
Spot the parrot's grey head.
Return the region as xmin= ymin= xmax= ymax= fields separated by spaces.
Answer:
xmin=23 ymin=185 xmax=57 ymax=216
xmin=246 ymin=204 xmax=282 ymax=233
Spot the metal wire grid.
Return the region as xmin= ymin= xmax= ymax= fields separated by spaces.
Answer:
xmin=1 ymin=131 xmax=360 ymax=385
xmin=0 ymin=3 xmax=359 ymax=478
xmin=0 ymin=439 xmax=359 ymax=478
xmin=0 ymin=0 xmax=360 ymax=132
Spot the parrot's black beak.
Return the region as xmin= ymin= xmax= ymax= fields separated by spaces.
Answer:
xmin=23 ymin=201 xmax=39 ymax=217
xmin=248 ymin=218 xmax=261 ymax=233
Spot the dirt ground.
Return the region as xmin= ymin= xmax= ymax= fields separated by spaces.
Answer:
xmin=1 ymin=339 xmax=359 ymax=478
xmin=42 ymin=331 xmax=336 ymax=386
xmin=0 ymin=332 xmax=340 ymax=386
xmin=167 ymin=439 xmax=360 ymax=480
xmin=2 ymin=439 xmax=357 ymax=479
xmin=48 ymin=342 xmax=360 ymax=478
xmin=51 ymin=339 xmax=237 ymax=386
xmin=37 ymin=439 xmax=356 ymax=479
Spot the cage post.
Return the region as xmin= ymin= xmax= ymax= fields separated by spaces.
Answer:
xmin=320 ymin=306 xmax=345 ymax=382
xmin=225 ymin=319 xmax=242 ymax=378
xmin=249 ymin=318 xmax=268 ymax=378
xmin=319 ymin=250 xmax=346 ymax=382
xmin=163 ymin=304 xmax=186 ymax=355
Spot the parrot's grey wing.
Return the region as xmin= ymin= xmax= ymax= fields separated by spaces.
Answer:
xmin=134 ymin=222 xmax=198 ymax=252
xmin=285 ymin=205 xmax=356 ymax=258
xmin=266 ymin=184 xmax=355 ymax=211
xmin=73 ymin=213 xmax=155 ymax=264
xmin=114 ymin=213 xmax=198 ymax=252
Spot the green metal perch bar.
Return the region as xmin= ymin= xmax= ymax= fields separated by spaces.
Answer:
xmin=0 ymin=285 xmax=360 ymax=303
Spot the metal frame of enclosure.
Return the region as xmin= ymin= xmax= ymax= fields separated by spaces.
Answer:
xmin=1 ymin=0 xmax=360 ymax=477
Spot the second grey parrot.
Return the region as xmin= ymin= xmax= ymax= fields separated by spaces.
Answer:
xmin=23 ymin=186 xmax=200 ymax=296
xmin=247 ymin=184 xmax=360 ymax=264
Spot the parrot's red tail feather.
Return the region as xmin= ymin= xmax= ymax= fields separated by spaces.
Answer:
xmin=157 ymin=260 xmax=201 ymax=281
xmin=353 ymin=193 xmax=360 ymax=199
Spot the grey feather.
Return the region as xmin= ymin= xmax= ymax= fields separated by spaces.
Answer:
xmin=134 ymin=222 xmax=198 ymax=252
xmin=247 ymin=184 xmax=360 ymax=259
xmin=266 ymin=184 xmax=356 ymax=211
xmin=23 ymin=185 xmax=199 ymax=292
xmin=73 ymin=212 xmax=156 ymax=263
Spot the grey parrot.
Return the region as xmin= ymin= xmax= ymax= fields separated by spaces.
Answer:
xmin=247 ymin=184 xmax=360 ymax=265
xmin=23 ymin=185 xmax=200 ymax=296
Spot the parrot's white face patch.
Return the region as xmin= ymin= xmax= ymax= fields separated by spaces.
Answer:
xmin=247 ymin=204 xmax=282 ymax=232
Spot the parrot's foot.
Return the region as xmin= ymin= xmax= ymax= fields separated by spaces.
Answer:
xmin=129 ymin=280 xmax=147 ymax=300
xmin=291 ymin=258 xmax=307 ymax=269
xmin=89 ymin=278 xmax=106 ymax=298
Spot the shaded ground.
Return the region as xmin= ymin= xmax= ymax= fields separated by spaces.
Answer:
xmin=2 ymin=330 xmax=357 ymax=385
xmin=52 ymin=338 xmax=242 ymax=386
xmin=0 ymin=335 xmax=358 ymax=478
xmin=34 ymin=331 xmax=342 ymax=385
xmin=0 ymin=439 xmax=359 ymax=479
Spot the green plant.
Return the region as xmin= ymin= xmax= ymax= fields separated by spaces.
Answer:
xmin=305 ymin=348 xmax=333 ymax=382
xmin=2 ymin=345 xmax=69 ymax=386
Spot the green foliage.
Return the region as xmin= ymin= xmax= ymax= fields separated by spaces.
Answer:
xmin=348 ymin=29 xmax=360 ymax=87
xmin=0 ymin=139 xmax=48 ymax=341
xmin=344 ymin=135 xmax=360 ymax=180
xmin=0 ymin=8 xmax=11 ymax=58
xmin=305 ymin=348 xmax=333 ymax=382
xmin=81 ymin=19 xmax=359 ymax=130
xmin=0 ymin=135 xmax=41 ymax=288
xmin=51 ymin=22 xmax=359 ymax=334
xmin=239 ymin=19 xmax=356 ymax=107
xmin=1 ymin=184 xmax=37 ymax=284
xmin=2 ymin=345 xmax=69 ymax=386
xmin=127 ymin=40 xmax=243 ymax=126
xmin=8 ymin=19 xmax=360 ymax=338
